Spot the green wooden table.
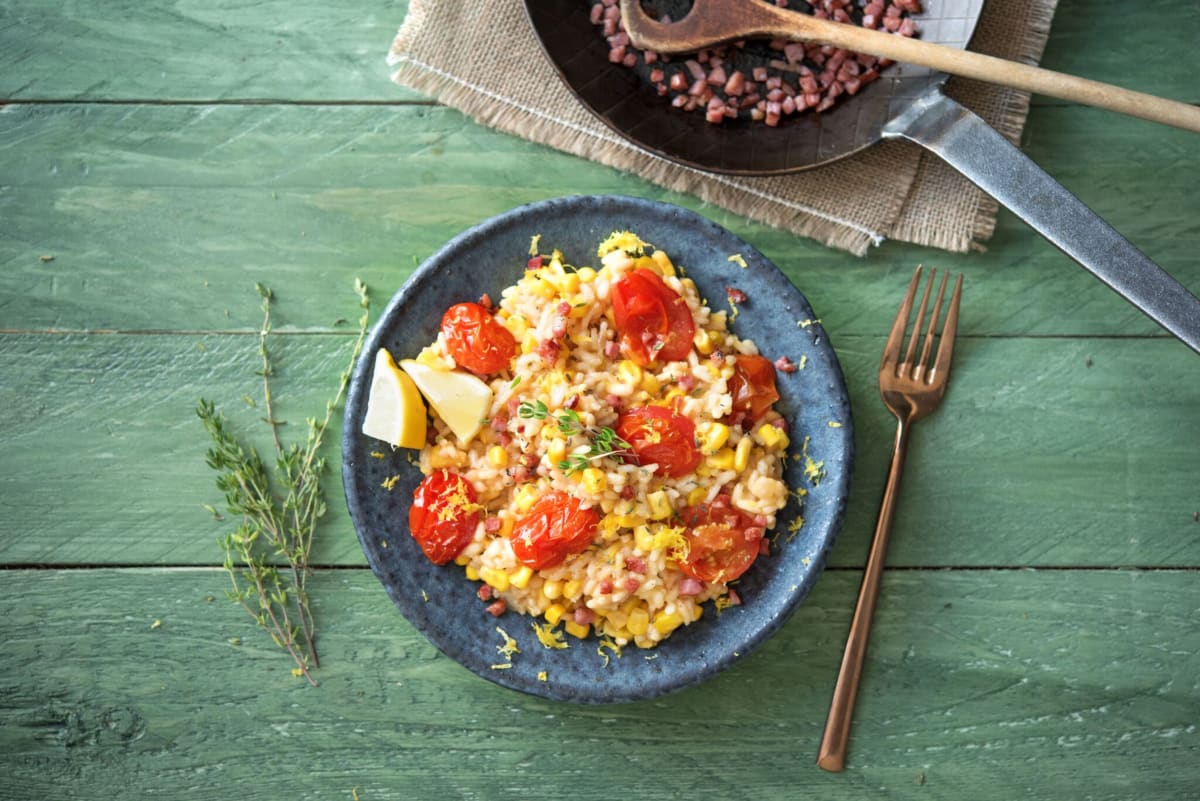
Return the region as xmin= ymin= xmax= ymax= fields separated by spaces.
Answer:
xmin=2 ymin=1 xmax=1198 ymax=798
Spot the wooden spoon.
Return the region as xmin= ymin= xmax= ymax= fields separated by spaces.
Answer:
xmin=619 ymin=0 xmax=1200 ymax=134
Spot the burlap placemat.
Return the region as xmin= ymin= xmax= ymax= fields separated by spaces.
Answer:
xmin=388 ymin=0 xmax=1057 ymax=256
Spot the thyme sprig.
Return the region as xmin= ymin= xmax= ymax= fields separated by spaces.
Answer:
xmin=198 ymin=279 xmax=370 ymax=685
xmin=517 ymin=401 xmax=630 ymax=474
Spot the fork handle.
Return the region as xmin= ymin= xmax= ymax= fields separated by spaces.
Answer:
xmin=817 ymin=416 xmax=911 ymax=772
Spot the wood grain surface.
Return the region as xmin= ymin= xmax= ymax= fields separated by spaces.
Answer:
xmin=1 ymin=0 xmax=1198 ymax=798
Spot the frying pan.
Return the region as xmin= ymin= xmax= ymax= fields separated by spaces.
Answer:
xmin=525 ymin=0 xmax=1200 ymax=354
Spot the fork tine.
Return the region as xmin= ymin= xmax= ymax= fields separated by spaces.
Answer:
xmin=914 ymin=270 xmax=950 ymax=382
xmin=931 ymin=273 xmax=964 ymax=379
xmin=902 ymin=268 xmax=937 ymax=375
xmin=881 ymin=266 xmax=923 ymax=374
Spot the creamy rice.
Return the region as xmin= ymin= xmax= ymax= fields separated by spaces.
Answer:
xmin=413 ymin=232 xmax=791 ymax=649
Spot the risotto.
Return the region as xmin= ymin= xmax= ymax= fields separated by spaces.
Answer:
xmin=397 ymin=232 xmax=793 ymax=650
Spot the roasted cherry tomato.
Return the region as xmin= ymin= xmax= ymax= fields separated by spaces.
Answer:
xmin=615 ymin=405 xmax=701 ymax=478
xmin=726 ymin=354 xmax=780 ymax=425
xmin=510 ymin=491 xmax=600 ymax=569
xmin=676 ymin=494 xmax=764 ymax=583
xmin=408 ymin=470 xmax=482 ymax=565
xmin=611 ymin=269 xmax=695 ymax=366
xmin=441 ymin=302 xmax=517 ymax=376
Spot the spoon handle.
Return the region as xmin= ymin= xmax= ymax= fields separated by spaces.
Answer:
xmin=621 ymin=0 xmax=1200 ymax=133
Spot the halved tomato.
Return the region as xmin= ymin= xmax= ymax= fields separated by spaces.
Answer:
xmin=441 ymin=302 xmax=517 ymax=376
xmin=615 ymin=405 xmax=701 ymax=478
xmin=612 ymin=269 xmax=695 ymax=366
xmin=510 ymin=491 xmax=600 ymax=569
xmin=676 ymin=494 xmax=764 ymax=583
xmin=726 ymin=354 xmax=780 ymax=425
xmin=408 ymin=470 xmax=482 ymax=565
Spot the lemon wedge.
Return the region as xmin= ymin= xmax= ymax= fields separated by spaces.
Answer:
xmin=361 ymin=348 xmax=427 ymax=449
xmin=399 ymin=359 xmax=493 ymax=444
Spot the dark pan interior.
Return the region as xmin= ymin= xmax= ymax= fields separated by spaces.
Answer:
xmin=526 ymin=0 xmax=985 ymax=175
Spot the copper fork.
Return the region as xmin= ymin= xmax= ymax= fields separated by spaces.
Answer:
xmin=817 ymin=266 xmax=963 ymax=772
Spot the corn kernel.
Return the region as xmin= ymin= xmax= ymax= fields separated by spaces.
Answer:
xmin=564 ymin=619 xmax=590 ymax=639
xmin=615 ymin=513 xmax=645 ymax=529
xmin=687 ymin=487 xmax=709 ymax=507
xmin=664 ymin=388 xmax=688 ymax=406
xmin=454 ymin=553 xmax=471 ymax=567
xmin=487 ymin=445 xmax=509 ymax=468
xmin=627 ymin=608 xmax=650 ymax=636
xmin=558 ymin=272 xmax=581 ymax=295
xmin=428 ymin=449 xmax=460 ymax=469
xmin=500 ymin=515 xmax=515 ymax=539
xmin=696 ymin=421 xmax=731 ymax=454
xmin=581 ymin=467 xmax=607 ymax=494
xmin=504 ymin=314 xmax=530 ymax=338
xmin=480 ymin=567 xmax=510 ymax=592
xmin=633 ymin=255 xmax=659 ymax=275
xmin=535 ymin=278 xmax=557 ymax=299
xmin=680 ymin=278 xmax=698 ymax=296
xmin=617 ymin=360 xmax=643 ymax=387
xmin=757 ymin=423 xmax=789 ymax=450
xmin=577 ymin=266 xmax=597 ymax=283
xmin=563 ymin=579 xmax=582 ymax=600
xmin=514 ymin=484 xmax=539 ymax=513
xmin=544 ymin=603 xmax=566 ymax=625
xmin=650 ymin=250 xmax=676 ymax=277
xmin=465 ymin=564 xmax=480 ymax=581
xmin=734 ymin=436 xmax=754 ymax=473
xmin=647 ymin=490 xmax=673 ymax=521
xmin=634 ymin=524 xmax=655 ymax=553
xmin=520 ymin=331 xmax=538 ymax=354
xmin=547 ymin=438 xmax=567 ymax=465
xmin=653 ymin=611 xmax=684 ymax=635
xmin=707 ymin=448 xmax=736 ymax=471
xmin=693 ymin=328 xmax=718 ymax=356
xmin=640 ymin=372 xmax=662 ymax=395
xmin=509 ymin=565 xmax=533 ymax=590
xmin=542 ymin=580 xmax=563 ymax=601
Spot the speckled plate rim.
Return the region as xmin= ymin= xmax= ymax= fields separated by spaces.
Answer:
xmin=342 ymin=194 xmax=853 ymax=703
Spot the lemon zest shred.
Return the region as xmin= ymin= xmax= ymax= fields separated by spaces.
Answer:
xmin=537 ymin=670 xmax=549 ymax=681
xmin=496 ymin=626 xmax=521 ymax=660
xmin=651 ymin=525 xmax=690 ymax=561
xmin=529 ymin=234 xmax=542 ymax=256
xmin=381 ymin=474 xmax=400 ymax=491
xmin=370 ymin=451 xmax=387 ymax=459
xmin=727 ymin=253 xmax=748 ymax=269
xmin=532 ymin=621 xmax=569 ymax=650
xmin=801 ymin=436 xmax=825 ymax=486
xmin=597 ymin=231 xmax=649 ymax=258
xmin=597 ymin=637 xmax=623 ymax=667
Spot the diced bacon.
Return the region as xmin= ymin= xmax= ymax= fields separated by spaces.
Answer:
xmin=574 ymin=607 xmax=595 ymax=625
xmin=486 ymin=599 xmax=507 ymax=617
xmin=598 ymin=578 xmax=614 ymax=595
xmin=726 ymin=286 xmax=748 ymax=303
xmin=679 ymin=578 xmax=704 ymax=596
xmin=624 ymin=578 xmax=642 ymax=593
xmin=775 ymin=355 xmax=798 ymax=373
xmin=626 ymin=556 xmax=646 ymax=574
xmin=478 ymin=585 xmax=493 ymax=601
xmin=485 ymin=516 xmax=502 ymax=533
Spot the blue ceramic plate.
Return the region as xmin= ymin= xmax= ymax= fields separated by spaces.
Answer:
xmin=342 ymin=195 xmax=853 ymax=703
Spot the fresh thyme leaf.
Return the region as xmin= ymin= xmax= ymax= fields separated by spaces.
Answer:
xmin=518 ymin=399 xmax=549 ymax=420
xmin=556 ymin=409 xmax=583 ymax=435
xmin=198 ymin=278 xmax=370 ymax=686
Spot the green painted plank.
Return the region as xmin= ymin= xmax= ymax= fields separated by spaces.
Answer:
xmin=1 ymin=333 xmax=1196 ymax=568
xmin=0 ymin=568 xmax=1197 ymax=800
xmin=0 ymin=0 xmax=421 ymax=102
xmin=0 ymin=0 xmax=1195 ymax=103
xmin=1 ymin=103 xmax=1197 ymax=337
